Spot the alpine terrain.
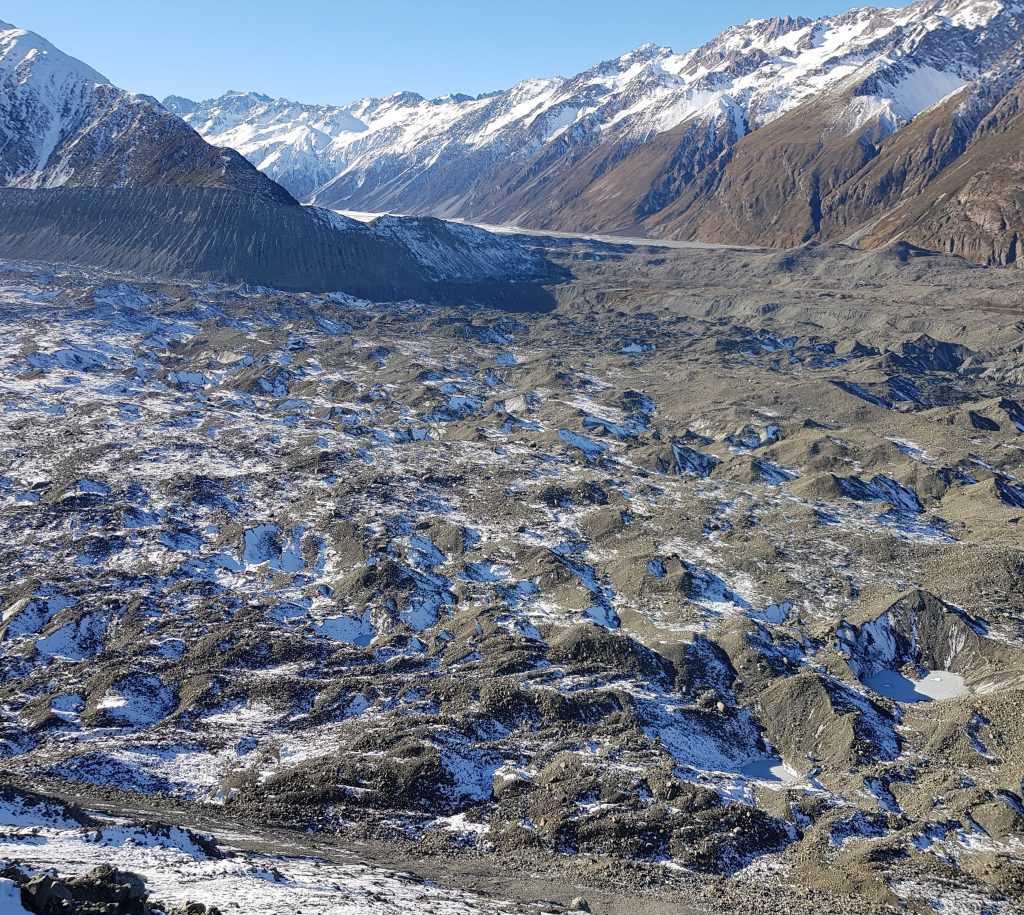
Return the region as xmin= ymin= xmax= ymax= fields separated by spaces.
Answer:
xmin=172 ymin=0 xmax=1024 ymax=265
xmin=0 ymin=19 xmax=292 ymax=204
xmin=0 ymin=6 xmax=1023 ymax=915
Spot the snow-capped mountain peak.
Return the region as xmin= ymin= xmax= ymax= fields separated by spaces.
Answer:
xmin=0 ymin=21 xmax=113 ymax=177
xmin=0 ymin=20 xmax=294 ymax=202
xmin=168 ymin=0 xmax=1024 ymax=253
xmin=0 ymin=20 xmax=109 ymax=85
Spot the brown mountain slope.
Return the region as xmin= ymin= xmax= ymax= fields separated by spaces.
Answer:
xmin=641 ymin=80 xmax=892 ymax=246
xmin=637 ymin=64 xmax=1024 ymax=268
xmin=860 ymin=76 xmax=1024 ymax=265
xmin=427 ymin=112 xmax=742 ymax=235
xmin=819 ymin=85 xmax=982 ymax=238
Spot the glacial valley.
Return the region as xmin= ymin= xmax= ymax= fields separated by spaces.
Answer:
xmin=1 ymin=236 xmax=1023 ymax=913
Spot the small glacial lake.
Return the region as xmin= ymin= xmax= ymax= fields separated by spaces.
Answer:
xmin=864 ymin=669 xmax=970 ymax=703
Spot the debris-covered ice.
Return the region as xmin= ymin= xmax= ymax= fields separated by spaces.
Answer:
xmin=1 ymin=259 xmax=1023 ymax=915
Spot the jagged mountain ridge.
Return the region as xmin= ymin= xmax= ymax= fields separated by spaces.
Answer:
xmin=0 ymin=20 xmax=294 ymax=205
xmin=169 ymin=0 xmax=1024 ymax=263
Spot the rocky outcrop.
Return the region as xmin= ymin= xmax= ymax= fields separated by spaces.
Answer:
xmin=2 ymin=863 xmax=222 ymax=915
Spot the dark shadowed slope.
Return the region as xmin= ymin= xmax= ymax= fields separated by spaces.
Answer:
xmin=0 ymin=187 xmax=566 ymax=310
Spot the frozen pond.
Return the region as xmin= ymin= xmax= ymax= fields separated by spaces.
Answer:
xmin=740 ymin=758 xmax=804 ymax=784
xmin=864 ymin=670 xmax=970 ymax=703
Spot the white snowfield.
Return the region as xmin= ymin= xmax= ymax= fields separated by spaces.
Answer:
xmin=169 ymin=0 xmax=1023 ymax=204
xmin=0 ymin=796 xmax=520 ymax=915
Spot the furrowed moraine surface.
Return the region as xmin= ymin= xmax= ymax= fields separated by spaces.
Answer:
xmin=2 ymin=236 xmax=1023 ymax=915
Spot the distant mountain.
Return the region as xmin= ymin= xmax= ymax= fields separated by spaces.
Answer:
xmin=171 ymin=0 xmax=1024 ymax=264
xmin=0 ymin=20 xmax=293 ymax=205
xmin=0 ymin=19 xmax=570 ymax=304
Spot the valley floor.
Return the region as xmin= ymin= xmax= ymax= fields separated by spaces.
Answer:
xmin=1 ymin=239 xmax=1023 ymax=914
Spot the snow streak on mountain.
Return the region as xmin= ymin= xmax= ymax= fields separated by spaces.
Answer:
xmin=0 ymin=20 xmax=293 ymax=203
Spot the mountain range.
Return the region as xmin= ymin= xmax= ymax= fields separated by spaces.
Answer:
xmin=167 ymin=0 xmax=1024 ymax=265
xmin=0 ymin=19 xmax=561 ymax=306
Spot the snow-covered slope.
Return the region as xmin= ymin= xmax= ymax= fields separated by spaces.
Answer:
xmin=0 ymin=20 xmax=293 ymax=203
xmin=170 ymin=0 xmax=1024 ymax=245
xmin=0 ymin=18 xmax=112 ymax=183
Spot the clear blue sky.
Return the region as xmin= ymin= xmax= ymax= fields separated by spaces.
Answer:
xmin=3 ymin=0 xmax=908 ymax=104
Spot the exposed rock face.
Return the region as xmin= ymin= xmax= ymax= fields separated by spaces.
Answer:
xmin=174 ymin=1 xmax=1024 ymax=265
xmin=0 ymin=20 xmax=293 ymax=205
xmin=859 ymin=71 xmax=1024 ymax=264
